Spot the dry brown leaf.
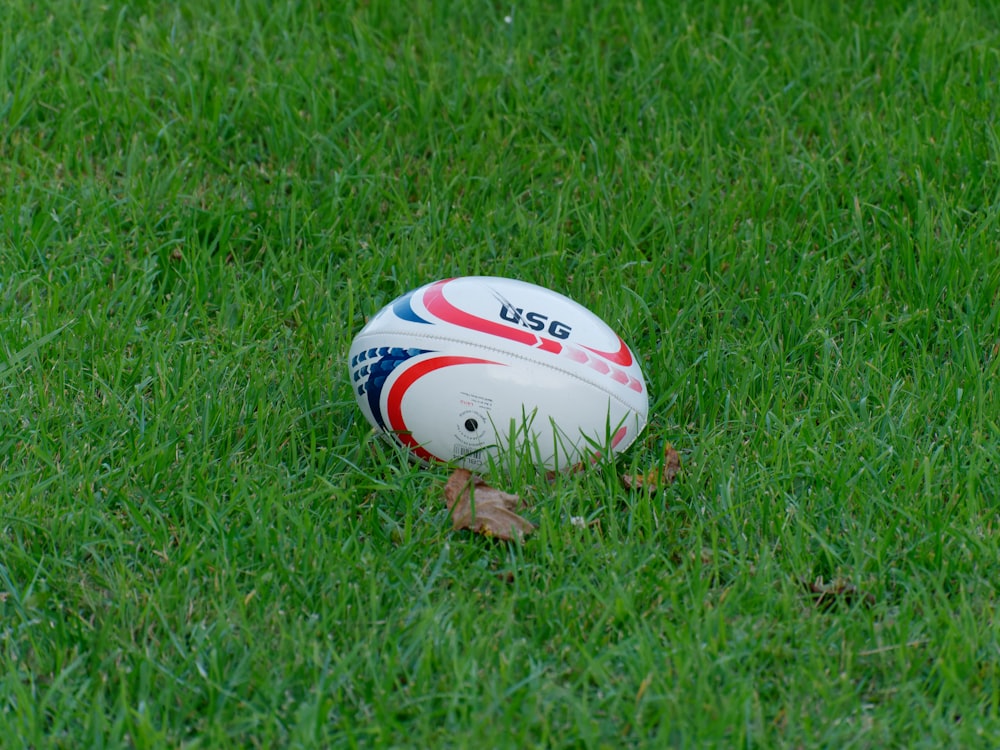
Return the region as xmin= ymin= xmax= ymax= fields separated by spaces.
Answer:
xmin=442 ymin=469 xmax=535 ymax=541
xmin=544 ymin=461 xmax=585 ymax=482
xmin=623 ymin=443 xmax=682 ymax=492
xmin=801 ymin=577 xmax=876 ymax=611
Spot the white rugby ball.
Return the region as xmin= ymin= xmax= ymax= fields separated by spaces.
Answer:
xmin=348 ymin=276 xmax=648 ymax=471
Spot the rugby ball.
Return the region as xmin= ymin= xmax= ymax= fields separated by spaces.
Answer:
xmin=348 ymin=276 xmax=648 ymax=471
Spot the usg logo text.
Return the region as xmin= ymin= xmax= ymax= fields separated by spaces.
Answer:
xmin=498 ymin=304 xmax=572 ymax=339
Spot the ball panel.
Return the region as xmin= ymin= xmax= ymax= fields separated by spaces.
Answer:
xmin=415 ymin=276 xmax=629 ymax=357
xmin=357 ymin=278 xmax=646 ymax=414
xmin=383 ymin=354 xmax=502 ymax=464
xmin=390 ymin=356 xmax=641 ymax=469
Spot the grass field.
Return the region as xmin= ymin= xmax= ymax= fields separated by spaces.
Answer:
xmin=3 ymin=0 xmax=1000 ymax=747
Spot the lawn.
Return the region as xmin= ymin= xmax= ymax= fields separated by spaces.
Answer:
xmin=3 ymin=0 xmax=1000 ymax=747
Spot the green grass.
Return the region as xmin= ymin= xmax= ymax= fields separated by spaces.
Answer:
xmin=3 ymin=0 xmax=1000 ymax=746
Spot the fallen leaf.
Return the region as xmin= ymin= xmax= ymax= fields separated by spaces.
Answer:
xmin=544 ymin=461 xmax=586 ymax=482
xmin=801 ymin=577 xmax=875 ymax=611
xmin=623 ymin=443 xmax=682 ymax=492
xmin=443 ymin=469 xmax=535 ymax=541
